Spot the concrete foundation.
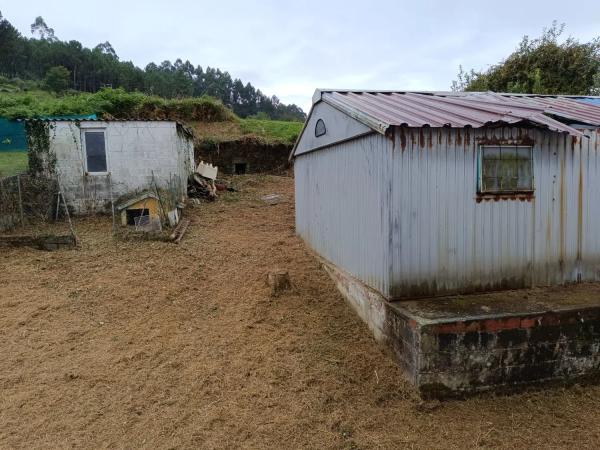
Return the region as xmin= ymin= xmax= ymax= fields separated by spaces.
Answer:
xmin=323 ymin=260 xmax=600 ymax=399
xmin=0 ymin=234 xmax=76 ymax=251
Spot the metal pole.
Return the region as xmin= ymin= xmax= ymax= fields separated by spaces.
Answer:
xmin=108 ymin=173 xmax=116 ymax=233
xmin=60 ymin=190 xmax=76 ymax=244
xmin=16 ymin=175 xmax=24 ymax=228
xmin=55 ymin=191 xmax=61 ymax=221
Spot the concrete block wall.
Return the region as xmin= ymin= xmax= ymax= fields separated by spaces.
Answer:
xmin=50 ymin=121 xmax=194 ymax=214
xmin=417 ymin=309 xmax=600 ymax=398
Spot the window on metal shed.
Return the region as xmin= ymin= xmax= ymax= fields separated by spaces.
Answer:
xmin=479 ymin=145 xmax=533 ymax=193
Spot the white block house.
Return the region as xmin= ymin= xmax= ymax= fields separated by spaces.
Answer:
xmin=43 ymin=119 xmax=194 ymax=213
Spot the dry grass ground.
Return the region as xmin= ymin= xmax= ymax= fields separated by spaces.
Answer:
xmin=1 ymin=175 xmax=600 ymax=449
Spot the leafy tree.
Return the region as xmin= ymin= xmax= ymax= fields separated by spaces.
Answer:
xmin=94 ymin=41 xmax=118 ymax=59
xmin=44 ymin=65 xmax=70 ymax=92
xmin=453 ymin=22 xmax=600 ymax=95
xmin=30 ymin=16 xmax=56 ymax=41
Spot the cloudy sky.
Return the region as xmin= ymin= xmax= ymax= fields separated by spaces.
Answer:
xmin=3 ymin=1 xmax=599 ymax=112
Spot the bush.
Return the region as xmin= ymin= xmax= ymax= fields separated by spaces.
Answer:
xmin=0 ymin=87 xmax=236 ymax=122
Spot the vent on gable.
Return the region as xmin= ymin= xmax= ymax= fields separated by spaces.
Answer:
xmin=315 ymin=119 xmax=326 ymax=137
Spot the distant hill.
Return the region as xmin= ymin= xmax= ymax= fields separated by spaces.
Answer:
xmin=0 ymin=12 xmax=306 ymax=121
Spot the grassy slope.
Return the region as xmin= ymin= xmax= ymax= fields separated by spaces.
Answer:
xmin=0 ymin=152 xmax=28 ymax=177
xmin=192 ymin=118 xmax=303 ymax=145
xmin=0 ymin=86 xmax=303 ymax=145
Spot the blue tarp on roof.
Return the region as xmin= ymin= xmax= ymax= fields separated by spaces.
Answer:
xmin=575 ymin=98 xmax=600 ymax=107
xmin=36 ymin=113 xmax=98 ymax=120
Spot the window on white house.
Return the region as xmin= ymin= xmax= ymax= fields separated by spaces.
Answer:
xmin=479 ymin=145 xmax=533 ymax=193
xmin=84 ymin=130 xmax=107 ymax=173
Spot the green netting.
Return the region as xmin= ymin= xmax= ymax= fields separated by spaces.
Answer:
xmin=0 ymin=119 xmax=27 ymax=152
xmin=0 ymin=114 xmax=98 ymax=152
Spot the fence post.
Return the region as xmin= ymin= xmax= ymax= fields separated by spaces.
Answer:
xmin=17 ymin=174 xmax=24 ymax=228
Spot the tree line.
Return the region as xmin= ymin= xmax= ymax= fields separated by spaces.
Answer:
xmin=452 ymin=22 xmax=600 ymax=95
xmin=0 ymin=12 xmax=306 ymax=121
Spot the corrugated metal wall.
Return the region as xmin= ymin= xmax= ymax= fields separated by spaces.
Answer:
xmin=389 ymin=126 xmax=600 ymax=298
xmin=295 ymin=133 xmax=393 ymax=295
xmin=295 ymin=125 xmax=600 ymax=299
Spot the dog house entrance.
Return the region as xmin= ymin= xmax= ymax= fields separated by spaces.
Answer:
xmin=126 ymin=208 xmax=149 ymax=225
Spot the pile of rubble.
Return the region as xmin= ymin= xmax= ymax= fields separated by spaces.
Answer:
xmin=188 ymin=161 xmax=218 ymax=201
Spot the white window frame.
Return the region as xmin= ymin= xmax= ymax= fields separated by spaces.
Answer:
xmin=82 ymin=128 xmax=109 ymax=175
xmin=477 ymin=144 xmax=534 ymax=194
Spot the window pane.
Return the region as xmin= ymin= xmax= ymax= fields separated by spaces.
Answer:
xmin=500 ymin=174 xmax=518 ymax=190
xmin=517 ymin=158 xmax=533 ymax=190
xmin=85 ymin=131 xmax=107 ymax=172
xmin=480 ymin=145 xmax=532 ymax=193
xmin=482 ymin=177 xmax=499 ymax=191
xmin=482 ymin=159 xmax=499 ymax=177
xmin=500 ymin=146 xmax=517 ymax=158
xmin=499 ymin=159 xmax=517 ymax=180
xmin=483 ymin=146 xmax=501 ymax=159
xmin=517 ymin=176 xmax=532 ymax=190
xmin=516 ymin=147 xmax=531 ymax=160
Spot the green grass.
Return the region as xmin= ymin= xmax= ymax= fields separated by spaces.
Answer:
xmin=191 ymin=118 xmax=304 ymax=145
xmin=239 ymin=119 xmax=302 ymax=144
xmin=0 ymin=152 xmax=28 ymax=177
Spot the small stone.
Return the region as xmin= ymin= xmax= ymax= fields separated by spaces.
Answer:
xmin=416 ymin=399 xmax=441 ymax=412
xmin=261 ymin=194 xmax=282 ymax=205
xmin=267 ymin=270 xmax=291 ymax=296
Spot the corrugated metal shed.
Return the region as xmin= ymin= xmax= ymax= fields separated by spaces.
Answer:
xmin=294 ymin=88 xmax=600 ymax=298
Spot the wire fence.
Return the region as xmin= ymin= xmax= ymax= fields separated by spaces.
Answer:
xmin=0 ymin=173 xmax=65 ymax=232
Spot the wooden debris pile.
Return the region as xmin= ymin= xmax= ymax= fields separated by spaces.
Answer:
xmin=188 ymin=161 xmax=218 ymax=201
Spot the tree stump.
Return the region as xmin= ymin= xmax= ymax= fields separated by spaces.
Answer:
xmin=267 ymin=270 xmax=291 ymax=296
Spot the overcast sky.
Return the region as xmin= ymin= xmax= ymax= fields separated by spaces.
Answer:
xmin=3 ymin=1 xmax=599 ymax=112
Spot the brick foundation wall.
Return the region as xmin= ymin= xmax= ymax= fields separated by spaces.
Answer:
xmin=417 ymin=309 xmax=600 ymax=398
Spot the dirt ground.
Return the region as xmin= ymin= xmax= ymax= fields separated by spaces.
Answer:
xmin=1 ymin=175 xmax=600 ymax=449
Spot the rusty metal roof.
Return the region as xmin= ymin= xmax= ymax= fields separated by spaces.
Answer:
xmin=315 ymin=90 xmax=600 ymax=137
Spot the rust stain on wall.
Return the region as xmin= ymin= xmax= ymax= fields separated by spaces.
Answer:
xmin=465 ymin=128 xmax=471 ymax=146
xmin=577 ymin=155 xmax=583 ymax=262
xmin=475 ymin=193 xmax=534 ymax=203
xmin=559 ymin=155 xmax=566 ymax=271
xmin=399 ymin=127 xmax=407 ymax=150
